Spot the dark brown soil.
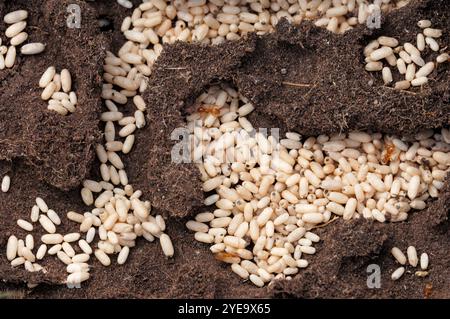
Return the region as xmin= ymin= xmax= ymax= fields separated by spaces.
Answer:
xmin=0 ymin=0 xmax=449 ymax=299
xmin=0 ymin=0 xmax=107 ymax=191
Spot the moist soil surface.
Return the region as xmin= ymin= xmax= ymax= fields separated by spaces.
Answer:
xmin=0 ymin=0 xmax=449 ymax=299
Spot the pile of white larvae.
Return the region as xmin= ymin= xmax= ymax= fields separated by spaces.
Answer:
xmin=39 ymin=67 xmax=78 ymax=115
xmin=7 ymin=197 xmax=83 ymax=278
xmin=312 ymin=0 xmax=409 ymax=33
xmin=104 ymin=0 xmax=413 ymax=141
xmin=6 ymin=189 xmax=173 ymax=286
xmin=364 ymin=19 xmax=449 ymax=90
xmin=0 ymin=10 xmax=46 ymax=70
xmin=74 ymin=0 xmax=187 ymax=286
xmin=3 ymin=0 xmax=180 ymax=284
xmin=185 ymin=84 xmax=450 ymax=287
xmin=114 ymin=0 xmax=409 ymax=50
xmin=391 ymin=246 xmax=429 ymax=280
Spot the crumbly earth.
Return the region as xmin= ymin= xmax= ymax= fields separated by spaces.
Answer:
xmin=0 ymin=0 xmax=448 ymax=299
xmin=0 ymin=0 xmax=107 ymax=191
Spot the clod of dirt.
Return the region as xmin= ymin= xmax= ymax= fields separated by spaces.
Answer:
xmin=130 ymin=38 xmax=256 ymax=218
xmin=0 ymin=0 xmax=108 ymax=191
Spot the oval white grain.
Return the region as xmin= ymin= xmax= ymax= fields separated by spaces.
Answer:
xmin=60 ymin=69 xmax=72 ymax=93
xmin=21 ymin=43 xmax=46 ymax=55
xmin=94 ymin=249 xmax=111 ymax=266
xmin=420 ymin=253 xmax=429 ymax=270
xmin=5 ymin=46 xmax=16 ymax=68
xmin=117 ymin=246 xmax=130 ymax=264
xmin=41 ymin=233 xmax=63 ymax=244
xmin=391 ymin=266 xmax=405 ymax=280
xmin=6 ymin=235 xmax=18 ymax=261
xmin=4 ymin=10 xmax=28 ymax=24
xmin=17 ymin=219 xmax=33 ymax=231
xmin=407 ymin=246 xmax=418 ymax=267
xmin=1 ymin=175 xmax=10 ymax=192
xmin=5 ymin=21 xmax=26 ymax=38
